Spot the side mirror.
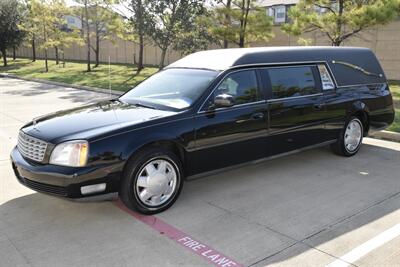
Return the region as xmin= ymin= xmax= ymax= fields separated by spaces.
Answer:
xmin=213 ymin=94 xmax=234 ymax=108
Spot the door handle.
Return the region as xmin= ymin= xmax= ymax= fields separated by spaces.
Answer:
xmin=251 ymin=112 xmax=264 ymax=120
xmin=313 ymin=104 xmax=324 ymax=111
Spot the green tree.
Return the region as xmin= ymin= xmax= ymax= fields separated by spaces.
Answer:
xmin=127 ymin=0 xmax=148 ymax=73
xmin=20 ymin=0 xmax=39 ymax=62
xmin=49 ymin=0 xmax=72 ymax=65
xmin=83 ymin=0 xmax=92 ymax=71
xmin=145 ymin=0 xmax=209 ymax=69
xmin=173 ymin=15 xmax=216 ymax=55
xmin=208 ymin=0 xmax=232 ymax=48
xmin=73 ymin=0 xmax=92 ymax=71
xmin=203 ymin=0 xmax=274 ymax=48
xmin=88 ymin=2 xmax=124 ymax=67
xmin=222 ymin=0 xmax=232 ymax=48
xmin=74 ymin=0 xmax=122 ymax=70
xmin=282 ymin=0 xmax=400 ymax=46
xmin=30 ymin=0 xmax=69 ymax=72
xmin=0 ymin=0 xmax=25 ymax=66
xmin=24 ymin=0 xmax=80 ymax=67
xmin=30 ymin=0 xmax=51 ymax=72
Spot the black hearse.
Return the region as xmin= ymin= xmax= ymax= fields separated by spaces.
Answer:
xmin=11 ymin=47 xmax=395 ymax=214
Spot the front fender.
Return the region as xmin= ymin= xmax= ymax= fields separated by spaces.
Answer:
xmin=121 ymin=131 xmax=187 ymax=160
xmin=88 ymin=117 xmax=195 ymax=168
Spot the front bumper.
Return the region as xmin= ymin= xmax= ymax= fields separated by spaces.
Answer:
xmin=10 ymin=146 xmax=122 ymax=198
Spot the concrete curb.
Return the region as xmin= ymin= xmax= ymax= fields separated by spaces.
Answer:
xmin=369 ymin=130 xmax=400 ymax=143
xmin=0 ymin=73 xmax=123 ymax=96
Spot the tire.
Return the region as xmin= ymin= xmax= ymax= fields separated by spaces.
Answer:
xmin=331 ymin=117 xmax=364 ymax=157
xmin=120 ymin=147 xmax=184 ymax=214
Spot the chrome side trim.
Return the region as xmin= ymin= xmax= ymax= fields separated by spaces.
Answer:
xmin=267 ymin=93 xmax=324 ymax=103
xmin=336 ymin=82 xmax=386 ymax=89
xmin=186 ymin=139 xmax=337 ymax=180
xmin=197 ymin=100 xmax=267 ymax=115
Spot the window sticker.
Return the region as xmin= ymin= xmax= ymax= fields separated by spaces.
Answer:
xmin=318 ymin=65 xmax=335 ymax=90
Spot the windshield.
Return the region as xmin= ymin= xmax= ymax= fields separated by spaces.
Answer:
xmin=120 ymin=68 xmax=219 ymax=110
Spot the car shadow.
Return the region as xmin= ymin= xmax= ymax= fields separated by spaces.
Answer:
xmin=1 ymin=142 xmax=399 ymax=266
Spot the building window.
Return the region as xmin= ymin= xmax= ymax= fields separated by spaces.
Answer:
xmin=67 ymin=17 xmax=75 ymax=24
xmin=267 ymin=5 xmax=287 ymax=24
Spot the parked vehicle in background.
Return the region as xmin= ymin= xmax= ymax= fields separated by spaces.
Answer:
xmin=11 ymin=47 xmax=395 ymax=214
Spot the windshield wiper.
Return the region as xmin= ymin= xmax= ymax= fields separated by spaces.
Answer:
xmin=134 ymin=102 xmax=156 ymax=109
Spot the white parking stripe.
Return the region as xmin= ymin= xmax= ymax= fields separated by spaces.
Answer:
xmin=326 ymin=223 xmax=400 ymax=267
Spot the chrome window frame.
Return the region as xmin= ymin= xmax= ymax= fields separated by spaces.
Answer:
xmin=196 ymin=61 xmax=344 ymax=113
xmin=230 ymin=61 xmax=339 ymax=89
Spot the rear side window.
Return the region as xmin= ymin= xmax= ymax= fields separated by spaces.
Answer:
xmin=213 ymin=70 xmax=261 ymax=105
xmin=268 ymin=66 xmax=319 ymax=99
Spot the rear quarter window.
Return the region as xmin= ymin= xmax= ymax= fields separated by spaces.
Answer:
xmin=318 ymin=64 xmax=335 ymax=90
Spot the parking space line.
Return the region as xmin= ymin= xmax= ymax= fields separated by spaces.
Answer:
xmin=325 ymin=223 xmax=400 ymax=267
xmin=114 ymin=199 xmax=243 ymax=267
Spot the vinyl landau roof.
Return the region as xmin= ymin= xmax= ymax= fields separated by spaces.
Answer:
xmin=166 ymin=47 xmax=386 ymax=87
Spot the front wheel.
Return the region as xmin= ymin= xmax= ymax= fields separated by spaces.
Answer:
xmin=331 ymin=117 xmax=364 ymax=157
xmin=120 ymin=147 xmax=183 ymax=214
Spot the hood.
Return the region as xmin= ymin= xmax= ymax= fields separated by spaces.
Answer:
xmin=22 ymin=100 xmax=177 ymax=143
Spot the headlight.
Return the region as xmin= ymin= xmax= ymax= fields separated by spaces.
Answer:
xmin=49 ymin=140 xmax=89 ymax=167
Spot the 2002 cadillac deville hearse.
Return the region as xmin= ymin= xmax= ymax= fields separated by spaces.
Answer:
xmin=11 ymin=47 xmax=395 ymax=214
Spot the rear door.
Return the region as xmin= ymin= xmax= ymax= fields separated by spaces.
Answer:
xmin=261 ymin=65 xmax=331 ymax=155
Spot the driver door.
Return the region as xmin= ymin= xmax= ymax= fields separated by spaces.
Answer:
xmin=192 ymin=69 xmax=268 ymax=174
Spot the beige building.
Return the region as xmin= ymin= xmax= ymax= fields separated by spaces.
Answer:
xmin=13 ymin=1 xmax=400 ymax=80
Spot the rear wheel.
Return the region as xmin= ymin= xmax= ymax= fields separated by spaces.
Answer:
xmin=331 ymin=117 xmax=364 ymax=157
xmin=120 ymin=147 xmax=183 ymax=214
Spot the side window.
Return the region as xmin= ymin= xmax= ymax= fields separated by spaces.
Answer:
xmin=318 ymin=64 xmax=335 ymax=90
xmin=268 ymin=66 xmax=319 ymax=99
xmin=213 ymin=70 xmax=261 ymax=106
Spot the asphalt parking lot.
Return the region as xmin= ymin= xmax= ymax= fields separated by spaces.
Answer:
xmin=1 ymin=77 xmax=400 ymax=267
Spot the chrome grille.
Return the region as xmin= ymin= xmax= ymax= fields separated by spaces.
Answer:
xmin=18 ymin=131 xmax=48 ymax=162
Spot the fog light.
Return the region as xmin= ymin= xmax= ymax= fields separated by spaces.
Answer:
xmin=81 ymin=183 xmax=106 ymax=195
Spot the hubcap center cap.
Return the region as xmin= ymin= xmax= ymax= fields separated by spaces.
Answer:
xmin=148 ymin=173 xmax=168 ymax=195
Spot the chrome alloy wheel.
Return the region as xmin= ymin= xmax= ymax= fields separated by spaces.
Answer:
xmin=135 ymin=158 xmax=178 ymax=207
xmin=344 ymin=119 xmax=363 ymax=153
